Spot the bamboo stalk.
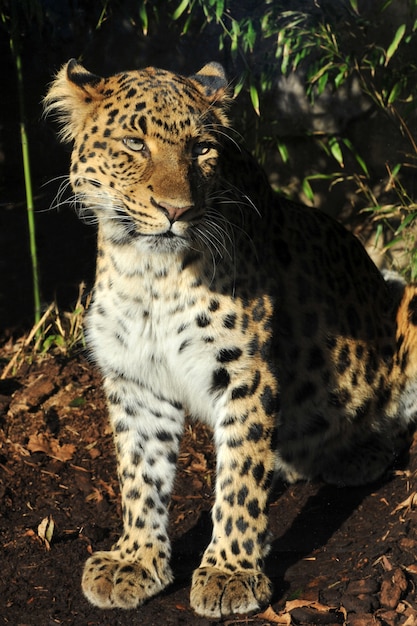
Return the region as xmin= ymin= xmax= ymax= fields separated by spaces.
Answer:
xmin=8 ymin=18 xmax=41 ymax=327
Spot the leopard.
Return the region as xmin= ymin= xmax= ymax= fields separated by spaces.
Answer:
xmin=44 ymin=59 xmax=417 ymax=618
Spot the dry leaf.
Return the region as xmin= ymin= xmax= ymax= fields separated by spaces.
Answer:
xmin=403 ymin=610 xmax=417 ymax=626
xmin=257 ymin=604 xmax=292 ymax=624
xmin=37 ymin=515 xmax=55 ymax=550
xmin=285 ymin=599 xmax=338 ymax=612
xmin=27 ymin=433 xmax=76 ymax=462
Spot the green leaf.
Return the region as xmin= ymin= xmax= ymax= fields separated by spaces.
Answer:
xmin=277 ymin=140 xmax=289 ymax=164
xmin=233 ymin=74 xmax=246 ymax=99
xmin=341 ymin=138 xmax=370 ymax=176
xmin=250 ymin=83 xmax=260 ymax=116
xmin=390 ymin=163 xmax=402 ymax=178
xmin=396 ymin=212 xmax=417 ymax=232
xmin=385 ymin=23 xmax=406 ymax=65
xmin=214 ymin=0 xmax=225 ymax=22
xmin=69 ymin=396 xmax=86 ymax=408
xmin=387 ymin=81 xmax=402 ymax=104
xmin=138 ymin=2 xmax=148 ymax=36
xmin=172 ymin=0 xmax=191 ymax=21
xmin=302 ymin=178 xmax=315 ymax=204
xmin=328 ymin=137 xmax=344 ymax=167
xmin=374 ymin=222 xmax=384 ymax=247
xmin=245 ymin=20 xmax=256 ymax=52
xmin=349 ymin=0 xmax=359 ymax=14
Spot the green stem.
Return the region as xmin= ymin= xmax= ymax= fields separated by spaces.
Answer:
xmin=10 ymin=34 xmax=41 ymax=326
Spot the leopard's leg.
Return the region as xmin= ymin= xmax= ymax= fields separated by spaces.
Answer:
xmin=190 ymin=393 xmax=277 ymax=618
xmin=82 ymin=379 xmax=184 ymax=609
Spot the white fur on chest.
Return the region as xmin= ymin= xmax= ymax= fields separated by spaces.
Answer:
xmin=86 ymin=244 xmax=235 ymax=423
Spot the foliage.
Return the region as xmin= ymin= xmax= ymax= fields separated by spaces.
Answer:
xmin=2 ymin=0 xmax=417 ymax=347
xmin=169 ymin=0 xmax=417 ymax=277
xmin=1 ymin=283 xmax=89 ymax=378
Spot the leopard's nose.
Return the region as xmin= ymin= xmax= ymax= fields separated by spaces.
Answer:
xmin=158 ymin=201 xmax=194 ymax=223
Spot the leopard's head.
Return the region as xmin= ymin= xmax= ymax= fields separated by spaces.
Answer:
xmin=44 ymin=60 xmax=230 ymax=251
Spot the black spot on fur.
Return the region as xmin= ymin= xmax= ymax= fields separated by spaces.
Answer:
xmin=247 ymin=499 xmax=261 ymax=519
xmin=223 ymin=313 xmax=237 ymax=329
xmin=211 ymin=368 xmax=230 ymax=393
xmin=236 ymin=516 xmax=249 ymax=533
xmin=260 ymin=386 xmax=275 ymax=415
xmin=336 ymin=344 xmax=351 ymax=374
xmin=252 ymin=298 xmax=266 ymax=322
xmin=139 ymin=115 xmax=147 ymax=135
xmin=217 ymin=347 xmax=242 ymax=363
xmin=196 ymin=313 xmax=211 ymax=327
xmin=247 ymin=423 xmax=264 ymax=443
xmin=252 ymin=462 xmax=265 ymax=483
xmin=156 ymin=431 xmax=173 ymax=442
xmin=231 ymin=385 xmax=249 ymax=400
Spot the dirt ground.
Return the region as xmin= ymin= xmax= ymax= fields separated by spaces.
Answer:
xmin=0 ymin=336 xmax=417 ymax=626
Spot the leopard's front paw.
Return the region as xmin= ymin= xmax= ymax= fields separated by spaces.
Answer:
xmin=81 ymin=551 xmax=173 ymax=609
xmin=190 ymin=566 xmax=272 ymax=618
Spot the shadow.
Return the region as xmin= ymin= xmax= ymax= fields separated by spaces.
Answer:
xmin=265 ymin=465 xmax=406 ymax=602
xmin=170 ymin=510 xmax=213 ymax=587
xmin=168 ymin=451 xmax=409 ymax=603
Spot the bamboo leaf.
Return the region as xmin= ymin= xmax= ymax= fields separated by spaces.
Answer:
xmin=277 ymin=140 xmax=289 ymax=164
xmin=387 ymin=81 xmax=402 ymax=104
xmin=172 ymin=0 xmax=191 ymax=21
xmin=250 ymin=83 xmax=260 ymax=116
xmin=341 ymin=138 xmax=370 ymax=176
xmin=302 ymin=178 xmax=315 ymax=204
xmin=138 ymin=2 xmax=148 ymax=36
xmin=349 ymin=0 xmax=359 ymax=14
xmin=328 ymin=137 xmax=344 ymax=167
xmin=385 ymin=23 xmax=406 ymax=65
xmin=215 ymin=0 xmax=225 ymax=22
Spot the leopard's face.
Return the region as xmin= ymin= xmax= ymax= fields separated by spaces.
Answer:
xmin=45 ymin=61 xmax=230 ymax=251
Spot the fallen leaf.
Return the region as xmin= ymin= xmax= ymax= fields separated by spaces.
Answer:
xmin=404 ymin=563 xmax=417 ymax=575
xmin=27 ymin=433 xmax=76 ymax=462
xmin=37 ymin=515 xmax=55 ymax=550
xmin=257 ymin=604 xmax=292 ymax=624
xmin=285 ymin=599 xmax=338 ymax=612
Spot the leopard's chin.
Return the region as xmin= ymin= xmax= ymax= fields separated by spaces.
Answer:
xmin=135 ymin=232 xmax=191 ymax=253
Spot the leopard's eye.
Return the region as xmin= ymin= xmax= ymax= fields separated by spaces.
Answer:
xmin=192 ymin=142 xmax=213 ymax=158
xmin=123 ymin=137 xmax=147 ymax=152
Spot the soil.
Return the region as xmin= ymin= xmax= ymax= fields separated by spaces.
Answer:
xmin=1 ymin=338 xmax=417 ymax=626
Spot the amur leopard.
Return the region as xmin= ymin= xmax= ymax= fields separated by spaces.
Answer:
xmin=44 ymin=59 xmax=417 ymax=618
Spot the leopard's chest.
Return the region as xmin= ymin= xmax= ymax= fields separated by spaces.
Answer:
xmin=86 ymin=246 xmax=245 ymax=419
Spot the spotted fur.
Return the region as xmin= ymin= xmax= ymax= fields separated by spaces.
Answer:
xmin=44 ymin=60 xmax=417 ymax=618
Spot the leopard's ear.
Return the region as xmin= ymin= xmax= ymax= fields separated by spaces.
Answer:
xmin=43 ymin=59 xmax=106 ymax=142
xmin=189 ymin=62 xmax=229 ymax=103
